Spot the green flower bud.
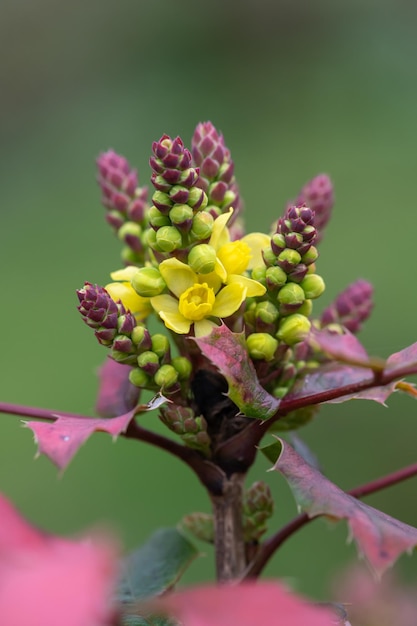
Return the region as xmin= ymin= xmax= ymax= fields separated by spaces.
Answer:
xmin=243 ymin=481 xmax=274 ymax=542
xmin=247 ymin=333 xmax=279 ymax=361
xmin=277 ymin=248 xmax=302 ymax=271
xmin=154 ymin=364 xmax=179 ymax=388
xmin=255 ymin=301 xmax=279 ymax=325
xmin=251 ymin=266 xmax=266 ymax=285
xmin=271 ymin=232 xmax=286 ymax=252
xmin=156 ymin=225 xmax=183 ymax=252
xmin=188 ymin=187 xmax=208 ymax=210
xmin=300 ymin=274 xmax=325 ymax=299
xmin=152 ymin=190 xmax=173 ymax=214
xmin=188 ymin=244 xmax=217 ymax=274
xmin=137 ymin=350 xmax=160 ymax=375
xmin=265 ymin=266 xmax=287 ymax=289
xmin=129 ymin=367 xmax=151 ymax=388
xmin=145 ymin=228 xmax=158 ymax=249
xmin=131 ymin=267 xmax=166 ymax=297
xmin=182 ymin=513 xmax=214 ymax=544
xmin=262 ymin=247 xmax=277 ymax=267
xmin=148 ymin=205 xmax=171 ymax=228
xmin=151 ymin=333 xmax=171 ymax=359
xmin=190 ymin=211 xmax=214 ymax=241
xmin=131 ymin=325 xmax=152 ymax=349
xmin=121 ymin=246 xmax=141 ymax=265
xmin=169 ymin=204 xmax=194 ymax=227
xmin=297 ymin=299 xmax=313 ymax=317
xmin=301 ymin=245 xmax=319 ymax=266
xmin=277 ymin=283 xmax=305 ymax=307
xmin=172 ymin=356 xmax=193 ymax=380
xmin=277 ymin=314 xmax=311 ymax=346
xmin=117 ymin=221 xmax=142 ymax=242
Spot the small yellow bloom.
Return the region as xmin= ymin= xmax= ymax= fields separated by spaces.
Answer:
xmin=150 ymin=258 xmax=247 ymax=337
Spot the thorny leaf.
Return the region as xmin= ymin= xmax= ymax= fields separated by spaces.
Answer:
xmin=263 ymin=439 xmax=417 ymax=576
xmin=24 ymin=394 xmax=167 ymax=470
xmin=308 ymin=328 xmax=385 ymax=370
xmin=194 ymin=324 xmax=280 ymax=419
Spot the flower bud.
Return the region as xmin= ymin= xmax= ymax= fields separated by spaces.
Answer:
xmin=277 ymin=314 xmax=311 ymax=346
xmin=137 ymin=350 xmax=160 ymax=375
xmin=148 ymin=205 xmax=171 ymax=228
xmin=297 ymin=299 xmax=313 ymax=317
xmin=151 ymin=333 xmax=171 ymax=359
xmin=188 ymin=244 xmax=217 ymax=274
xmin=265 ymin=266 xmax=287 ymax=290
xmin=160 ymin=404 xmax=211 ymax=455
xmin=251 ymin=266 xmax=267 ymax=285
xmin=182 ymin=513 xmax=214 ymax=544
xmin=129 ymin=367 xmax=151 ymax=388
xmin=277 ymin=249 xmax=302 ymax=273
xmin=154 ymin=364 xmax=179 ymax=388
xmin=243 ymin=481 xmax=274 ymax=542
xmin=301 ymin=245 xmax=318 ymax=266
xmin=277 ymin=283 xmax=305 ymax=310
xmin=190 ymin=211 xmax=214 ymax=241
xmin=172 ymin=356 xmax=193 ymax=380
xmin=300 ymin=274 xmax=325 ymax=299
xmin=131 ymin=325 xmax=152 ymax=350
xmin=247 ymin=333 xmax=279 ymax=361
xmin=255 ymin=301 xmax=279 ymax=325
xmin=262 ymin=246 xmax=278 ymax=267
xmin=112 ymin=334 xmax=134 ymax=354
xmin=155 ymin=225 xmax=183 ymax=252
xmin=131 ymin=267 xmax=166 ymax=297
xmin=169 ymin=204 xmax=194 ymax=230
xmin=152 ymin=190 xmax=173 ymax=214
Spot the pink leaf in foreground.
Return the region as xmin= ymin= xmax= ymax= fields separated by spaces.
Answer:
xmin=157 ymin=581 xmax=336 ymax=626
xmin=194 ymin=325 xmax=280 ymax=419
xmin=0 ymin=494 xmax=117 ymax=626
xmin=25 ymin=394 xmax=167 ymax=470
xmin=96 ymin=357 xmax=140 ymax=418
xmin=268 ymin=439 xmax=417 ymax=575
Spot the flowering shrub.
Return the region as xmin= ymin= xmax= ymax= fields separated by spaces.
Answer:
xmin=2 ymin=121 xmax=417 ymax=625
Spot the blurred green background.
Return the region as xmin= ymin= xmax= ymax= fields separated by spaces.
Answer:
xmin=1 ymin=0 xmax=417 ymax=600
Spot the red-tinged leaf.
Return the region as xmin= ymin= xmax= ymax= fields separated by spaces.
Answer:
xmin=155 ymin=581 xmax=336 ymax=626
xmin=96 ymin=357 xmax=140 ymax=418
xmin=309 ymin=328 xmax=385 ymax=370
xmin=327 ymin=381 xmax=397 ymax=405
xmin=285 ymin=362 xmax=375 ymax=403
xmin=194 ymin=325 xmax=280 ymax=419
xmin=264 ymin=439 xmax=417 ymax=576
xmin=25 ymin=394 xmax=168 ymax=470
xmin=0 ymin=493 xmax=117 ymax=626
xmin=385 ymin=341 xmax=417 ymax=375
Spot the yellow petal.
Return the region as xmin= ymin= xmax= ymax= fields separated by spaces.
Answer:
xmin=208 ymin=209 xmax=233 ymax=251
xmin=105 ymin=282 xmax=152 ymax=321
xmin=211 ymin=283 xmax=246 ymax=318
xmin=194 ymin=318 xmax=218 ymax=337
xmin=151 ymin=294 xmax=191 ymax=334
xmin=217 ymin=240 xmax=251 ymax=275
xmin=110 ymin=266 xmax=141 ymax=281
xmin=227 ymin=274 xmax=267 ymax=297
xmin=241 ymin=232 xmax=271 ymax=269
xmin=159 ymin=258 xmax=197 ymax=298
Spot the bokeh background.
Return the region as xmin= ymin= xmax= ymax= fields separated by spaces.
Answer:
xmin=2 ymin=0 xmax=417 ymax=601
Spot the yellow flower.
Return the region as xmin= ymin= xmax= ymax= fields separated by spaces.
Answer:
xmin=150 ymin=258 xmax=248 ymax=337
xmin=106 ymin=266 xmax=152 ymax=321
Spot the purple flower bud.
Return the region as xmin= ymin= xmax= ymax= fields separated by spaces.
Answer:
xmin=295 ymin=174 xmax=334 ymax=244
xmin=320 ymin=279 xmax=374 ymax=334
xmin=97 ymin=150 xmax=148 ymax=224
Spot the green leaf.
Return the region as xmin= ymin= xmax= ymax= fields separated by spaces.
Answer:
xmin=194 ymin=324 xmax=280 ymax=419
xmin=118 ymin=528 xmax=198 ymax=604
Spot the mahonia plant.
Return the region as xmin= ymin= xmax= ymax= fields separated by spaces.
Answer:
xmin=3 ymin=121 xmax=417 ymax=626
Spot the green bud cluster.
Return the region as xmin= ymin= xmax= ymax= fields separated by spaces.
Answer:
xmin=159 ymin=404 xmax=211 ymax=455
xmin=128 ymin=333 xmax=193 ymax=393
xmin=191 ymin=121 xmax=242 ymax=222
xmin=148 ymin=135 xmax=209 ymax=257
xmin=242 ymin=481 xmax=274 ymax=542
xmin=182 ymin=512 xmax=214 ymax=544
